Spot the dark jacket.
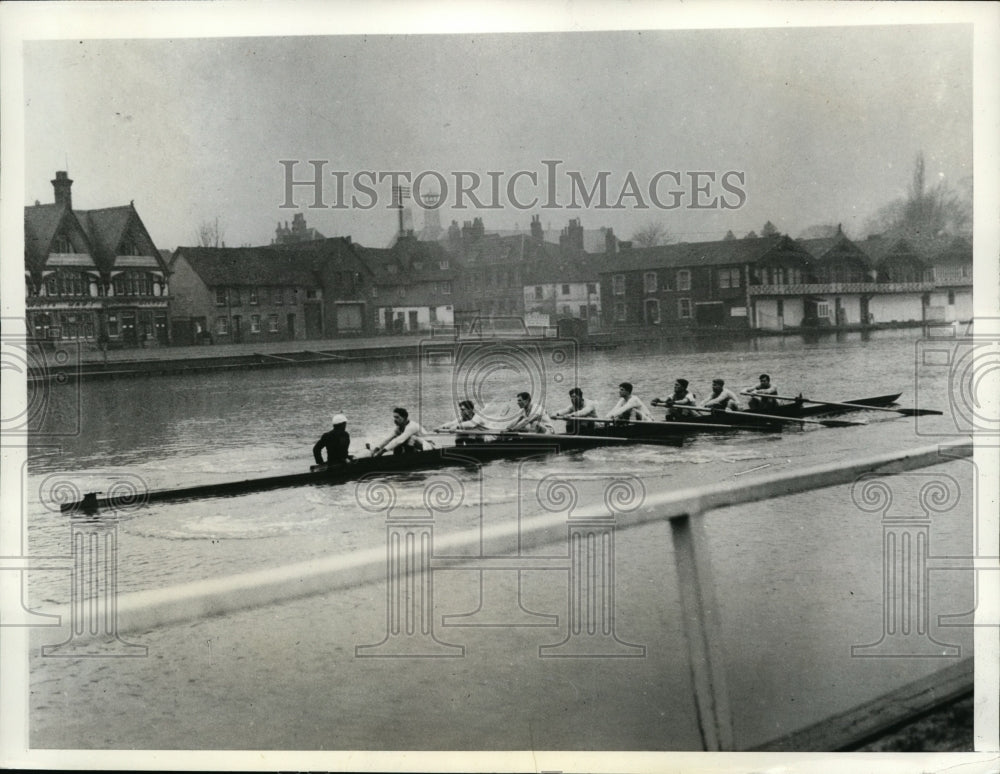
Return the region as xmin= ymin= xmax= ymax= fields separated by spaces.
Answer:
xmin=313 ymin=428 xmax=351 ymax=465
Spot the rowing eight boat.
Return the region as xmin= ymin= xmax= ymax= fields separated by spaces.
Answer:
xmin=56 ymin=393 xmax=903 ymax=514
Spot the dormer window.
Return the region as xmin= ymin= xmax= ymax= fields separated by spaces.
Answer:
xmin=120 ymin=237 xmax=142 ymax=256
xmin=53 ymin=235 xmax=75 ymax=254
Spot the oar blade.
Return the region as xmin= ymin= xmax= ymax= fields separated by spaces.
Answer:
xmin=816 ymin=418 xmax=867 ymax=428
xmin=892 ymin=408 xmax=944 ymax=416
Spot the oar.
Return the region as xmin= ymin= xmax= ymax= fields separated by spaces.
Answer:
xmin=682 ymin=405 xmax=866 ymax=428
xmin=769 ymin=394 xmax=943 ymax=417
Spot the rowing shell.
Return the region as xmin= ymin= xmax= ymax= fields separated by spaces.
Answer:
xmin=57 ymin=432 xmax=676 ymax=514
xmin=56 ymin=393 xmax=902 ymax=514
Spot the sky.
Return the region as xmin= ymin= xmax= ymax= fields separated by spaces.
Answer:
xmin=21 ymin=14 xmax=975 ymax=252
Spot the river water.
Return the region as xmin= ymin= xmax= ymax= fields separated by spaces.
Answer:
xmin=24 ymin=328 xmax=977 ymax=749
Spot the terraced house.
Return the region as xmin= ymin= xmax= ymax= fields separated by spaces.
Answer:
xmin=169 ymin=237 xmax=373 ymax=344
xmin=24 ymin=171 xmax=170 ymax=346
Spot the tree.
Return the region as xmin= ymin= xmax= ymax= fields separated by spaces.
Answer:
xmin=744 ymin=230 xmax=758 ymax=239
xmin=197 ymin=218 xmax=226 ymax=248
xmin=723 ymin=230 xmax=736 ymax=241
xmin=864 ymin=152 xmax=971 ymax=238
xmin=761 ymin=221 xmax=779 ymax=237
xmin=630 ymin=221 xmax=674 ymax=248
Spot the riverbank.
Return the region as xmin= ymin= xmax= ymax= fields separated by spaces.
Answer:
xmin=26 ymin=320 xmax=960 ymax=382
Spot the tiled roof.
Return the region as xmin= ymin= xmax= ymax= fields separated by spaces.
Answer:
xmin=520 ymin=252 xmax=609 ymax=285
xmin=24 ymin=204 xmax=68 ymax=267
xmin=173 ymin=246 xmax=320 ymax=287
xmin=599 ymin=235 xmax=806 ymax=273
xmin=76 ymin=207 xmax=133 ymax=267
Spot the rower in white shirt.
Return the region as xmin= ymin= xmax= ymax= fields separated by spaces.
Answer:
xmin=436 ymin=399 xmax=495 ymax=445
xmin=372 ymin=407 xmax=434 ymax=456
xmin=743 ymin=373 xmax=779 ymax=411
xmin=505 ymin=392 xmax=555 ymax=434
xmin=607 ymin=382 xmax=652 ymax=422
xmin=652 ymin=379 xmax=698 ymax=419
xmin=552 ymin=387 xmax=598 ymax=434
xmin=701 ymin=378 xmax=742 ymax=412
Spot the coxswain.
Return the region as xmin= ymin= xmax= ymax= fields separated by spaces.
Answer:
xmin=701 ymin=379 xmax=741 ymax=412
xmin=505 ymin=392 xmax=555 ymax=433
xmin=313 ymin=413 xmax=352 ymax=466
xmin=553 ymin=387 xmax=598 ymax=434
xmin=652 ymin=379 xmax=698 ymax=419
xmin=436 ymin=400 xmax=495 ymax=445
xmin=743 ymin=373 xmax=779 ymax=411
xmin=372 ymin=407 xmax=434 ymax=456
xmin=607 ymin=382 xmax=652 ymax=422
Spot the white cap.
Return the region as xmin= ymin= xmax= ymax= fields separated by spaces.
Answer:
xmin=332 ymin=413 xmax=348 ymax=425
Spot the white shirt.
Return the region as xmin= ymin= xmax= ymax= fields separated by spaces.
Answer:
xmin=555 ymin=399 xmax=598 ymax=418
xmin=383 ymin=420 xmax=431 ymax=451
xmin=607 ymin=395 xmax=652 ymax=420
xmin=507 ymin=403 xmax=555 ymax=433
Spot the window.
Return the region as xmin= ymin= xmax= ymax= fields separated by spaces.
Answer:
xmin=644 ymin=272 xmax=658 ymax=294
xmin=268 ymin=314 xmax=279 ymax=333
xmin=249 ymin=288 xmax=259 ymax=305
xmin=816 ymin=302 xmax=830 ymax=318
xmin=614 ymin=301 xmax=627 ymax=322
xmin=217 ymin=316 xmax=229 ymax=335
xmin=561 ymin=305 xmax=571 ymax=316
xmin=534 ymin=286 xmax=543 ymax=300
xmin=948 ymin=290 xmax=955 ymax=305
xmin=718 ymin=268 xmax=740 ymax=289
xmin=579 ymin=305 xmax=588 ymax=319
xmin=787 ymin=268 xmax=801 ymax=285
xmin=112 ymin=271 xmax=153 ymax=297
xmin=216 ymin=288 xmax=227 ymax=306
xmin=120 ymin=237 xmax=142 ymax=256
xmin=439 ymin=281 xmax=452 ymax=295
xmin=677 ymin=270 xmax=691 ymax=291
xmin=107 ymin=313 xmax=119 ymax=337
xmin=613 ymin=274 xmax=626 ymax=296
xmin=274 ymin=287 xmax=283 ymax=305
xmin=306 ymin=289 xmax=318 ymax=300
xmin=430 ymin=307 xmax=438 ymax=323
xmin=249 ymin=315 xmax=260 ymax=333
xmin=645 ymin=299 xmax=660 ymax=324
xmin=678 ymin=298 xmax=692 ymax=319
xmin=371 ymin=286 xmax=379 ymax=298
xmin=398 ymin=287 xmax=405 ymax=298
xmin=386 ymin=264 xmax=398 ymax=274
xmin=561 ymin=284 xmax=571 ymax=296
xmin=53 ymin=235 xmax=75 ymax=253
xmin=439 ymin=260 xmax=450 ymax=270
xmin=587 ymin=283 xmax=597 ymax=295
xmin=45 ymin=271 xmax=88 ymax=297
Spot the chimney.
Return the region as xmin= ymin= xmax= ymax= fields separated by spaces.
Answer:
xmin=52 ymin=171 xmax=73 ymax=209
xmin=530 ymin=214 xmax=543 ymax=241
xmin=604 ymin=227 xmax=617 ymax=255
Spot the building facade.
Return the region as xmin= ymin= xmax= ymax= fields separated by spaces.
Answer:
xmin=24 ymin=171 xmax=170 ymax=346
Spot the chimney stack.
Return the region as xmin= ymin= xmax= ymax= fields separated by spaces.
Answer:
xmin=530 ymin=214 xmax=543 ymax=241
xmin=52 ymin=171 xmax=73 ymax=209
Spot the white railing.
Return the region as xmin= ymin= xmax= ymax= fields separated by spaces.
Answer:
xmin=749 ymin=282 xmax=935 ymax=295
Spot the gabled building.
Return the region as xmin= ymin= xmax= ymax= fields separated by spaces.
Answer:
xmin=602 ymin=235 xmax=815 ymax=329
xmin=25 ymin=171 xmax=170 ymax=345
xmin=356 ymin=236 xmax=459 ymax=333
